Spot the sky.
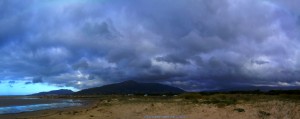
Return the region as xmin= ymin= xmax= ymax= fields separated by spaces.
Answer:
xmin=1 ymin=0 xmax=300 ymax=95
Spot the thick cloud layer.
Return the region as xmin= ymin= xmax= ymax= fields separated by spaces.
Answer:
xmin=1 ymin=0 xmax=300 ymax=91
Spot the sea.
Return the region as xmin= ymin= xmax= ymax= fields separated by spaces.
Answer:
xmin=0 ymin=97 xmax=82 ymax=114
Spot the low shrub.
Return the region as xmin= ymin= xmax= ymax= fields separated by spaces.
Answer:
xmin=233 ymin=108 xmax=245 ymax=112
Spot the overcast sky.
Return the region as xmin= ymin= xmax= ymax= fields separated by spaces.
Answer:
xmin=1 ymin=0 xmax=300 ymax=95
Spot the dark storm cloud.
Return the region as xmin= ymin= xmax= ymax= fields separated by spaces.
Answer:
xmin=0 ymin=0 xmax=300 ymax=91
xmin=32 ymin=77 xmax=43 ymax=83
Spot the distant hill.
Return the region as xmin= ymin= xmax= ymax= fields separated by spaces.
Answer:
xmin=75 ymin=80 xmax=185 ymax=95
xmin=209 ymin=86 xmax=300 ymax=92
xmin=30 ymin=89 xmax=74 ymax=96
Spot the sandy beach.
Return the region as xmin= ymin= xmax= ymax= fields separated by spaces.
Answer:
xmin=0 ymin=95 xmax=299 ymax=119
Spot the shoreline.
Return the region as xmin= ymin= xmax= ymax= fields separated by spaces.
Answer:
xmin=0 ymin=99 xmax=96 ymax=119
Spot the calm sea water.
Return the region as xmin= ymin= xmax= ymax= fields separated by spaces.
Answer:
xmin=0 ymin=97 xmax=82 ymax=114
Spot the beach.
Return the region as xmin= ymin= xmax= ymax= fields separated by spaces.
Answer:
xmin=0 ymin=95 xmax=299 ymax=119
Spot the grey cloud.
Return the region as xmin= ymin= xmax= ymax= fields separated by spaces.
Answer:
xmin=8 ymin=81 xmax=15 ymax=84
xmin=32 ymin=77 xmax=43 ymax=83
xmin=0 ymin=0 xmax=299 ymax=91
xmin=251 ymin=59 xmax=269 ymax=65
xmin=72 ymin=58 xmax=89 ymax=70
xmin=156 ymin=54 xmax=191 ymax=65
xmin=8 ymin=80 xmax=15 ymax=87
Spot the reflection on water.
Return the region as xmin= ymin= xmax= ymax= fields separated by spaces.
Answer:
xmin=0 ymin=100 xmax=82 ymax=114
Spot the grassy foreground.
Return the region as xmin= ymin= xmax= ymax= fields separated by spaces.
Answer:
xmin=1 ymin=93 xmax=300 ymax=119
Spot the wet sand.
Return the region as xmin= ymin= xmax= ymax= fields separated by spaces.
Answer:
xmin=0 ymin=97 xmax=299 ymax=119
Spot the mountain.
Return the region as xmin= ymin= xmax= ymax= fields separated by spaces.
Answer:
xmin=75 ymin=80 xmax=185 ymax=95
xmin=30 ymin=89 xmax=74 ymax=96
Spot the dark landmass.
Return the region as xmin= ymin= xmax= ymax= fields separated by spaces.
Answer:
xmin=210 ymin=86 xmax=300 ymax=92
xmin=30 ymin=81 xmax=300 ymax=97
xmin=74 ymin=80 xmax=185 ymax=95
xmin=30 ymin=89 xmax=74 ymax=96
